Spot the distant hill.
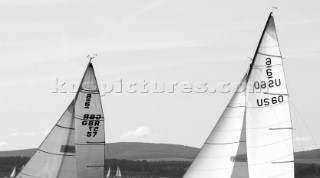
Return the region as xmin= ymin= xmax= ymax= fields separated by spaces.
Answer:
xmin=0 ymin=148 xmax=35 ymax=157
xmin=0 ymin=142 xmax=319 ymax=163
xmin=0 ymin=142 xmax=199 ymax=161
xmin=295 ymin=149 xmax=320 ymax=164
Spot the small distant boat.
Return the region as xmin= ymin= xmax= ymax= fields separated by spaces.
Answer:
xmin=10 ymin=166 xmax=16 ymax=178
xmin=5 ymin=166 xmax=16 ymax=178
xmin=116 ymin=166 xmax=122 ymax=177
xmin=105 ymin=166 xmax=121 ymax=178
xmin=184 ymin=12 xmax=295 ymax=178
xmin=4 ymin=166 xmax=16 ymax=178
xmin=16 ymin=61 xmax=106 ymax=178
xmin=106 ymin=167 xmax=111 ymax=178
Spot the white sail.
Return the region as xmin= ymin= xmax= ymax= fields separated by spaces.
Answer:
xmin=246 ymin=13 xmax=294 ymax=178
xmin=116 ymin=166 xmax=122 ymax=177
xmin=10 ymin=166 xmax=16 ymax=177
xmin=16 ymin=101 xmax=76 ymax=178
xmin=183 ymin=75 xmax=248 ymax=178
xmin=74 ymin=62 xmax=105 ymax=178
xmin=106 ymin=167 xmax=111 ymax=178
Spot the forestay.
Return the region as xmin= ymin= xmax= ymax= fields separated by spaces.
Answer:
xmin=246 ymin=13 xmax=294 ymax=178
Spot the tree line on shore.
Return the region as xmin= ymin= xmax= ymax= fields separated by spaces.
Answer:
xmin=0 ymin=157 xmax=319 ymax=177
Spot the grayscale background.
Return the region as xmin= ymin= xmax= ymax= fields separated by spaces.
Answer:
xmin=0 ymin=0 xmax=319 ymax=152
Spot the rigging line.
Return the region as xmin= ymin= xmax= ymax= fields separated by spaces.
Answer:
xmin=281 ymin=46 xmax=311 ymax=151
xmin=267 ymin=99 xmax=293 ymax=155
xmin=247 ymin=120 xmax=290 ymax=130
xmin=205 ymin=141 xmax=245 ymax=145
xmin=19 ymin=172 xmax=43 ymax=178
xmin=290 ymin=101 xmax=319 ymax=149
xmin=272 ymin=14 xmax=297 ymax=159
xmin=291 ymin=104 xmax=305 ymax=151
xmin=254 ymin=64 xmax=283 ymax=68
xmin=246 ymin=12 xmax=273 ymax=82
xmin=247 ymin=137 xmax=292 ymax=148
xmin=104 ymin=112 xmax=113 ymax=161
xmin=257 ymin=52 xmax=282 ymax=58
xmin=246 ymin=153 xmax=294 ymax=167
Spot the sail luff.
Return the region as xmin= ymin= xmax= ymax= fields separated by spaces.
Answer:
xmin=247 ymin=12 xmax=273 ymax=80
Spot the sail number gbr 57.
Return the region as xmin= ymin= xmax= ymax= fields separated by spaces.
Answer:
xmin=82 ymin=93 xmax=101 ymax=137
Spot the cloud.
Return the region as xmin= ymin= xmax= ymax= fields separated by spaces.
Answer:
xmin=0 ymin=0 xmax=70 ymax=5
xmin=121 ymin=127 xmax=151 ymax=138
xmin=0 ymin=141 xmax=8 ymax=147
xmin=43 ymin=129 xmax=51 ymax=135
xmin=23 ymin=132 xmax=36 ymax=136
xmin=10 ymin=132 xmax=20 ymax=136
xmin=121 ymin=0 xmax=168 ymax=25
xmin=294 ymin=136 xmax=312 ymax=142
xmin=101 ymin=39 xmax=204 ymax=52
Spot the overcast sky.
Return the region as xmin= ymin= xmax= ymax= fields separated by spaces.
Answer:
xmin=0 ymin=0 xmax=319 ymax=152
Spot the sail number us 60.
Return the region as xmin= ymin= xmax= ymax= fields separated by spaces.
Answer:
xmin=256 ymin=57 xmax=284 ymax=107
xmin=257 ymin=95 xmax=284 ymax=106
xmin=253 ymin=58 xmax=281 ymax=89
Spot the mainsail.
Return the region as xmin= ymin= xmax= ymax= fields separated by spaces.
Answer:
xmin=183 ymin=12 xmax=294 ymax=178
xmin=16 ymin=101 xmax=76 ymax=178
xmin=74 ymin=62 xmax=105 ymax=178
xmin=16 ymin=62 xmax=105 ymax=178
xmin=246 ymin=13 xmax=294 ymax=177
xmin=183 ymin=75 xmax=248 ymax=178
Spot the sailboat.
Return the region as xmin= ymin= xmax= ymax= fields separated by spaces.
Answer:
xmin=106 ymin=167 xmax=111 ymax=178
xmin=5 ymin=166 xmax=17 ymax=178
xmin=16 ymin=61 xmax=106 ymax=178
xmin=10 ymin=166 xmax=17 ymax=178
xmin=115 ymin=166 xmax=122 ymax=177
xmin=183 ymin=12 xmax=295 ymax=178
